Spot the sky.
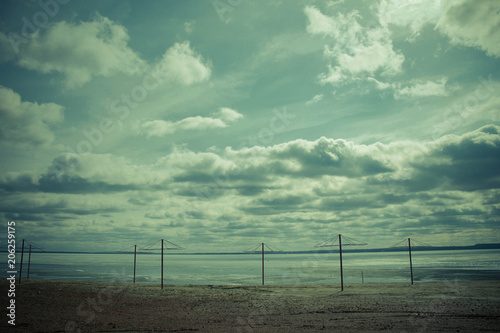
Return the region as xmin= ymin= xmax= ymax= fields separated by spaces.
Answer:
xmin=0 ymin=0 xmax=499 ymax=252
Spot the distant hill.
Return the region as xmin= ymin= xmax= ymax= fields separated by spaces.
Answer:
xmin=282 ymin=243 xmax=500 ymax=254
xmin=2 ymin=243 xmax=499 ymax=254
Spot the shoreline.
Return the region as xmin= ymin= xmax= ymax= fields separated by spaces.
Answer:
xmin=8 ymin=276 xmax=500 ymax=286
xmin=2 ymin=279 xmax=499 ymax=332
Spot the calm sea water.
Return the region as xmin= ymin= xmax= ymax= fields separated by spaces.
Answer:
xmin=7 ymin=249 xmax=500 ymax=285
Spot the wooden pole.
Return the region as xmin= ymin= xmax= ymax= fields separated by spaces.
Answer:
xmin=408 ymin=238 xmax=414 ymax=285
xmin=261 ymin=243 xmax=265 ymax=285
xmin=27 ymin=245 xmax=32 ymax=280
xmin=19 ymin=239 xmax=25 ymax=284
xmin=361 ymin=271 xmax=364 ymax=284
xmin=339 ymin=234 xmax=343 ymax=291
xmin=161 ymin=239 xmax=164 ymax=290
xmin=133 ymin=245 xmax=137 ymax=284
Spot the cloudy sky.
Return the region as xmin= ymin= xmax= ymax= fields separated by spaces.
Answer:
xmin=0 ymin=0 xmax=499 ymax=252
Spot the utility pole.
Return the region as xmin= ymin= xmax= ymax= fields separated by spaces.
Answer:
xmin=139 ymin=239 xmax=183 ymax=289
xmin=133 ymin=245 xmax=137 ymax=284
xmin=244 ymin=243 xmax=282 ymax=285
xmin=408 ymin=238 xmax=413 ymax=285
xmin=339 ymin=234 xmax=343 ymax=291
xmin=391 ymin=237 xmax=432 ymax=286
xmin=261 ymin=243 xmax=265 ymax=285
xmin=161 ymin=239 xmax=164 ymax=290
xmin=315 ymin=234 xmax=367 ymax=292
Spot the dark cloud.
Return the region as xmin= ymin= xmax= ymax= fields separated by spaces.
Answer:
xmin=431 ymin=208 xmax=486 ymax=217
xmin=259 ymin=195 xmax=308 ymax=207
xmin=319 ymin=195 xmax=386 ymax=212
xmin=2 ymin=125 xmax=499 ymax=251
xmin=235 ymin=185 xmax=271 ymax=196
xmin=4 ymin=213 xmax=47 ymax=222
xmin=412 ymin=217 xmax=478 ymax=230
xmin=240 ymin=206 xmax=290 ymax=216
xmin=39 ymin=174 xmax=138 ymax=193
xmin=0 ymin=172 xmax=139 ymax=193
xmin=377 ymin=193 xmax=413 ymax=205
xmin=145 ymin=211 xmax=171 ymax=220
xmin=0 ymin=172 xmax=38 ymax=192
xmin=0 ymin=86 xmax=64 ymax=146
xmin=483 ymin=192 xmax=500 ymax=205
xmin=173 ymin=172 xmax=221 ymax=183
xmin=0 ymin=194 xmax=124 ymax=223
xmin=269 ymin=216 xmax=343 ymax=225
xmin=0 ymin=198 xmax=66 ymax=215
xmin=412 ymin=125 xmax=500 ymax=191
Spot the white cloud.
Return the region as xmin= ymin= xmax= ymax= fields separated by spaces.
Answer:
xmin=16 ymin=16 xmax=145 ymax=88
xmin=138 ymin=108 xmax=243 ymax=138
xmin=304 ymin=6 xmax=343 ymax=37
xmin=379 ymin=0 xmax=500 ymax=57
xmin=157 ymin=148 xmax=232 ymax=175
xmin=49 ymin=153 xmax=166 ymax=187
xmin=318 ymin=65 xmax=346 ymax=84
xmin=0 ymin=86 xmax=64 ymax=146
xmin=378 ymin=0 xmax=443 ymax=37
xmin=394 ymin=77 xmax=448 ymax=99
xmin=326 ymin=0 xmax=345 ymax=7
xmin=222 ymin=136 xmax=393 ymax=179
xmin=217 ymin=107 xmax=243 ymax=122
xmin=8 ymin=16 xmax=211 ymax=89
xmin=155 ymin=41 xmax=211 ymax=86
xmin=2 ymin=125 xmax=498 ymax=251
xmin=437 ymin=0 xmax=500 ymax=58
xmin=138 ymin=117 xmax=225 ymax=137
xmin=367 ymin=77 xmax=391 ymax=90
xmin=305 ymin=94 xmax=324 ymax=105
xmin=304 ymin=6 xmax=404 ymax=85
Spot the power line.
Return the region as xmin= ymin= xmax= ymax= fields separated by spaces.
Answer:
xmin=315 ymin=234 xmax=367 ymax=247
xmin=243 ymin=243 xmax=282 ymax=253
xmin=391 ymin=238 xmax=433 ymax=248
xmin=139 ymin=239 xmax=184 ymax=251
xmin=17 ymin=239 xmax=45 ymax=252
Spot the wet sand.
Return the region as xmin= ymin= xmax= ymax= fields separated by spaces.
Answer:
xmin=2 ymin=279 xmax=499 ymax=332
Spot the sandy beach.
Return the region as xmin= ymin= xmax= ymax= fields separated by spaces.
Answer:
xmin=2 ymin=279 xmax=499 ymax=332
